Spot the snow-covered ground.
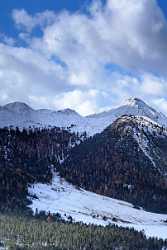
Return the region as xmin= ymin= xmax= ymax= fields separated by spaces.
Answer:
xmin=1 ymin=97 xmax=167 ymax=136
xmin=29 ymin=173 xmax=167 ymax=240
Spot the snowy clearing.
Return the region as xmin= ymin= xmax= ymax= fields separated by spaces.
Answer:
xmin=29 ymin=173 xmax=167 ymax=240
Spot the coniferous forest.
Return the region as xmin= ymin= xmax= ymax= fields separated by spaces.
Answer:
xmin=0 ymin=213 xmax=167 ymax=250
xmin=1 ymin=122 xmax=167 ymax=249
xmin=59 ymin=116 xmax=167 ymax=213
xmin=0 ymin=126 xmax=84 ymax=211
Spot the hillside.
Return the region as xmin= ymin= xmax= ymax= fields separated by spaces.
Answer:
xmin=0 ymin=126 xmax=84 ymax=211
xmin=1 ymin=99 xmax=167 ymax=240
xmin=58 ymin=115 xmax=167 ymax=213
xmin=29 ymin=172 xmax=167 ymax=240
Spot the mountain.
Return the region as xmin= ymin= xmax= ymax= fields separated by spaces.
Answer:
xmin=58 ymin=115 xmax=167 ymax=213
xmin=88 ymin=98 xmax=165 ymax=121
xmin=0 ymin=98 xmax=167 ymax=135
xmin=2 ymin=98 xmax=167 ymax=240
xmin=0 ymin=102 xmax=83 ymax=130
xmin=4 ymin=119 xmax=167 ymax=241
xmin=4 ymin=102 xmax=33 ymax=113
xmin=85 ymin=98 xmax=167 ymax=134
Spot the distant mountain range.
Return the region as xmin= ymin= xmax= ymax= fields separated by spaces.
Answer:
xmin=1 ymin=98 xmax=167 ymax=135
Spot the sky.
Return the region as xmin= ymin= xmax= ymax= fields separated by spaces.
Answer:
xmin=0 ymin=0 xmax=167 ymax=115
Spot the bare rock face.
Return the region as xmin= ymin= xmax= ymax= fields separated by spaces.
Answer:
xmin=59 ymin=115 xmax=167 ymax=213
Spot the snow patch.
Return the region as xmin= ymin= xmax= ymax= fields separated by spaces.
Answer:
xmin=29 ymin=173 xmax=167 ymax=240
xmin=133 ymin=128 xmax=156 ymax=167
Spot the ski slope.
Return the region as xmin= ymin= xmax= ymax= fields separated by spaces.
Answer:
xmin=29 ymin=173 xmax=167 ymax=240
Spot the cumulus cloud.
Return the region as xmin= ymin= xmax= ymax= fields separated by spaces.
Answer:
xmin=152 ymin=98 xmax=167 ymax=114
xmin=28 ymin=89 xmax=100 ymax=115
xmin=25 ymin=0 xmax=167 ymax=76
xmin=12 ymin=9 xmax=56 ymax=32
xmin=0 ymin=0 xmax=167 ymax=115
xmin=52 ymin=89 xmax=100 ymax=115
xmin=0 ymin=43 xmax=72 ymax=105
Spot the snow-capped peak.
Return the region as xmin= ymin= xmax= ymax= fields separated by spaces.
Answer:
xmin=88 ymin=97 xmax=166 ymax=124
xmin=87 ymin=97 xmax=153 ymax=119
xmin=0 ymin=98 xmax=167 ymax=136
xmin=4 ymin=102 xmax=33 ymax=113
xmin=125 ymin=97 xmax=148 ymax=107
xmin=57 ymin=108 xmax=81 ymax=116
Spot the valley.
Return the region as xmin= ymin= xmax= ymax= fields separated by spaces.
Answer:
xmin=1 ymin=97 xmax=167 ymax=245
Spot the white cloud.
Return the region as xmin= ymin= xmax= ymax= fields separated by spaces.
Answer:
xmin=25 ymin=0 xmax=167 ymax=76
xmin=0 ymin=43 xmax=72 ymax=105
xmin=53 ymin=89 xmax=100 ymax=116
xmin=0 ymin=34 xmax=15 ymax=46
xmin=140 ymin=74 xmax=166 ymax=96
xmin=0 ymin=0 xmax=167 ymax=115
xmin=12 ymin=9 xmax=56 ymax=32
xmin=152 ymin=98 xmax=167 ymax=114
xmin=27 ymin=89 xmax=100 ymax=116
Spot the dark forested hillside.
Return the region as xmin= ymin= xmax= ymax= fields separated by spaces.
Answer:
xmin=0 ymin=127 xmax=85 ymax=211
xmin=59 ymin=115 xmax=167 ymax=213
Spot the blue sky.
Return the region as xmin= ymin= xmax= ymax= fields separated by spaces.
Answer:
xmin=158 ymin=0 xmax=167 ymax=16
xmin=0 ymin=0 xmax=165 ymax=37
xmin=0 ymin=0 xmax=167 ymax=115
xmin=0 ymin=0 xmax=93 ymax=36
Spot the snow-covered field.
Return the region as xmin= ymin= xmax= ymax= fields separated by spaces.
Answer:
xmin=29 ymin=173 xmax=167 ymax=240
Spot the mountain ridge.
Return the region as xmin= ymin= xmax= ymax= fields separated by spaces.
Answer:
xmin=1 ymin=98 xmax=167 ymax=136
xmin=87 ymin=98 xmax=166 ymax=126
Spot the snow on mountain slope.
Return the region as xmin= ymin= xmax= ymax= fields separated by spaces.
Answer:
xmin=1 ymin=98 xmax=167 ymax=135
xmin=88 ymin=98 xmax=165 ymax=121
xmin=85 ymin=98 xmax=167 ymax=135
xmin=4 ymin=102 xmax=33 ymax=113
xmin=116 ymin=115 xmax=166 ymax=168
xmin=0 ymin=101 xmax=84 ymax=130
xmin=29 ymin=173 xmax=167 ymax=240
